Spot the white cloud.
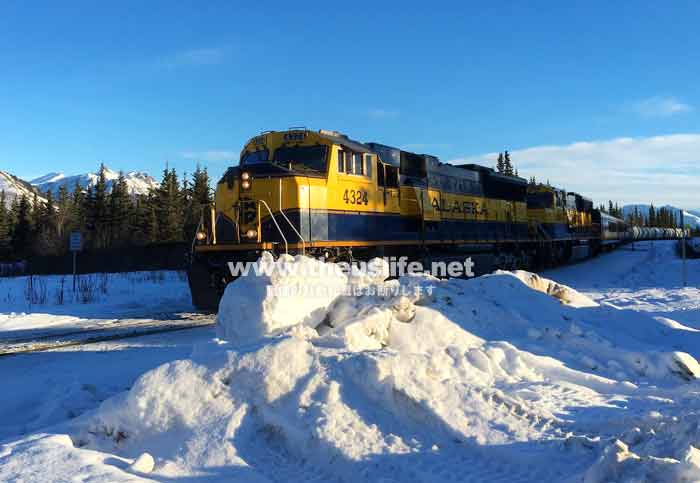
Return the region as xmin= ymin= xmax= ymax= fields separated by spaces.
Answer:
xmin=158 ymin=47 xmax=228 ymax=69
xmin=181 ymin=150 xmax=238 ymax=162
xmin=367 ymin=108 xmax=399 ymax=119
xmin=452 ymin=134 xmax=700 ymax=209
xmin=630 ymin=96 xmax=692 ymax=118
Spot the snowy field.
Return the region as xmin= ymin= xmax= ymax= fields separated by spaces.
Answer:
xmin=0 ymin=271 xmax=194 ymax=335
xmin=1 ymin=241 xmax=700 ymax=482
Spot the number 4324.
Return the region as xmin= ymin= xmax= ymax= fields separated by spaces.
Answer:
xmin=343 ymin=189 xmax=368 ymax=205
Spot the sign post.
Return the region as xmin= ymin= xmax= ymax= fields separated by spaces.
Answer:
xmin=69 ymin=232 xmax=82 ymax=291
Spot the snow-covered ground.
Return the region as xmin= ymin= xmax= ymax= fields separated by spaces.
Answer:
xmin=546 ymin=241 xmax=700 ymax=330
xmin=0 ymin=328 xmax=214 ymax=442
xmin=0 ymin=271 xmax=194 ymax=336
xmin=2 ymin=242 xmax=700 ymax=482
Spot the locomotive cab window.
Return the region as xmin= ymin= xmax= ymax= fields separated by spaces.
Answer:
xmin=337 ymin=149 xmax=346 ymax=173
xmin=273 ymin=145 xmax=328 ymax=173
xmin=241 ymin=149 xmax=269 ymax=165
xmin=353 ymin=153 xmax=363 ymax=175
xmin=340 ymin=150 xmax=371 ymax=178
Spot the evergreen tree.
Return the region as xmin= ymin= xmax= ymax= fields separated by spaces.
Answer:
xmin=148 ymin=203 xmax=159 ymax=243
xmin=184 ymin=165 xmax=211 ymax=239
xmin=30 ymin=192 xmax=41 ymax=233
xmin=11 ymin=194 xmax=32 ymax=257
xmin=109 ymin=171 xmax=133 ymax=246
xmin=33 ymin=189 xmax=60 ymax=255
xmin=503 ymin=151 xmax=514 ymax=176
xmin=0 ymin=191 xmax=10 ymax=258
xmin=496 ymin=153 xmax=505 ymax=173
xmin=56 ymin=185 xmax=70 ymax=240
xmin=70 ymin=180 xmax=86 ymax=234
xmin=130 ymin=194 xmax=158 ymax=245
xmin=87 ymin=164 xmax=110 ymax=248
xmin=155 ymin=167 xmax=184 ymax=242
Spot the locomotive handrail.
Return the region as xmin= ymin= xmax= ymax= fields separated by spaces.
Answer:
xmin=278 ymin=179 xmax=306 ymax=255
xmin=258 ymin=199 xmax=288 ymax=254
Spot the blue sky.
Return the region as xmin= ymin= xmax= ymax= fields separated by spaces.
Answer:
xmin=1 ymin=1 xmax=699 ymax=206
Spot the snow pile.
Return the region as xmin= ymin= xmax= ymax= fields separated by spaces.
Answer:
xmin=509 ymin=270 xmax=598 ymax=307
xmin=4 ymin=248 xmax=700 ymax=482
xmin=584 ymin=419 xmax=700 ymax=482
xmin=216 ymin=252 xmax=347 ymax=343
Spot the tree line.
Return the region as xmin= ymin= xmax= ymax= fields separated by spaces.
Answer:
xmin=0 ymin=164 xmax=211 ymax=261
xmin=598 ymin=202 xmax=688 ymax=229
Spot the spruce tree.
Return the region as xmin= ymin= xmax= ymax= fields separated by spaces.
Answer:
xmin=155 ymin=167 xmax=184 ymax=242
xmin=71 ymin=180 xmax=86 ymax=234
xmin=88 ymin=164 xmax=110 ymax=248
xmin=0 ymin=191 xmax=10 ymax=258
xmin=184 ymin=165 xmax=211 ymax=239
xmin=496 ymin=153 xmax=505 ymax=173
xmin=33 ymin=189 xmax=59 ymax=255
xmin=503 ymin=151 xmax=514 ymax=176
xmin=56 ymin=184 xmax=70 ymax=239
xmin=11 ymin=194 xmax=32 ymax=257
xmin=109 ymin=171 xmax=132 ymax=246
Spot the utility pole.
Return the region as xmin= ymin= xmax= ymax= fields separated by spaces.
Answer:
xmin=681 ymin=210 xmax=687 ymax=287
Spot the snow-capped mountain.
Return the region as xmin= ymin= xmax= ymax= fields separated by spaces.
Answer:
xmin=29 ymin=172 xmax=66 ymax=185
xmin=31 ymin=167 xmax=159 ymax=196
xmin=0 ymin=170 xmax=47 ymax=204
xmin=622 ymin=204 xmax=700 ymax=229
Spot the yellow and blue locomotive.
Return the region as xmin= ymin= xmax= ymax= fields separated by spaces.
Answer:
xmin=189 ymin=128 xmax=536 ymax=309
xmin=187 ymin=128 xmax=678 ymax=310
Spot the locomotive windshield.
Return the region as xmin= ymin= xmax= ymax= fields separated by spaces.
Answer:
xmin=240 ymin=149 xmax=269 ymax=165
xmin=273 ymin=145 xmax=328 ymax=173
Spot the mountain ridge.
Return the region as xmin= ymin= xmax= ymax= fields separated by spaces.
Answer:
xmin=0 ymin=171 xmax=47 ymax=204
xmin=30 ymin=167 xmax=158 ymax=196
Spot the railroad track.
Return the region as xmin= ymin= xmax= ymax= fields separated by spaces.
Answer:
xmin=0 ymin=312 xmax=215 ymax=356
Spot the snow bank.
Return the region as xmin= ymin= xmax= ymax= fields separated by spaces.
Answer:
xmin=509 ymin=270 xmax=598 ymax=307
xmin=216 ymin=252 xmax=347 ymax=343
xmin=5 ymin=248 xmax=700 ymax=482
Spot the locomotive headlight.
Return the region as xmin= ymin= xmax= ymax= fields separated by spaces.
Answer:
xmin=241 ymin=180 xmax=251 ymax=190
xmin=245 ymin=229 xmax=257 ymax=239
xmin=241 ymin=171 xmax=250 ymax=181
xmin=195 ymin=231 xmax=206 ymax=241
